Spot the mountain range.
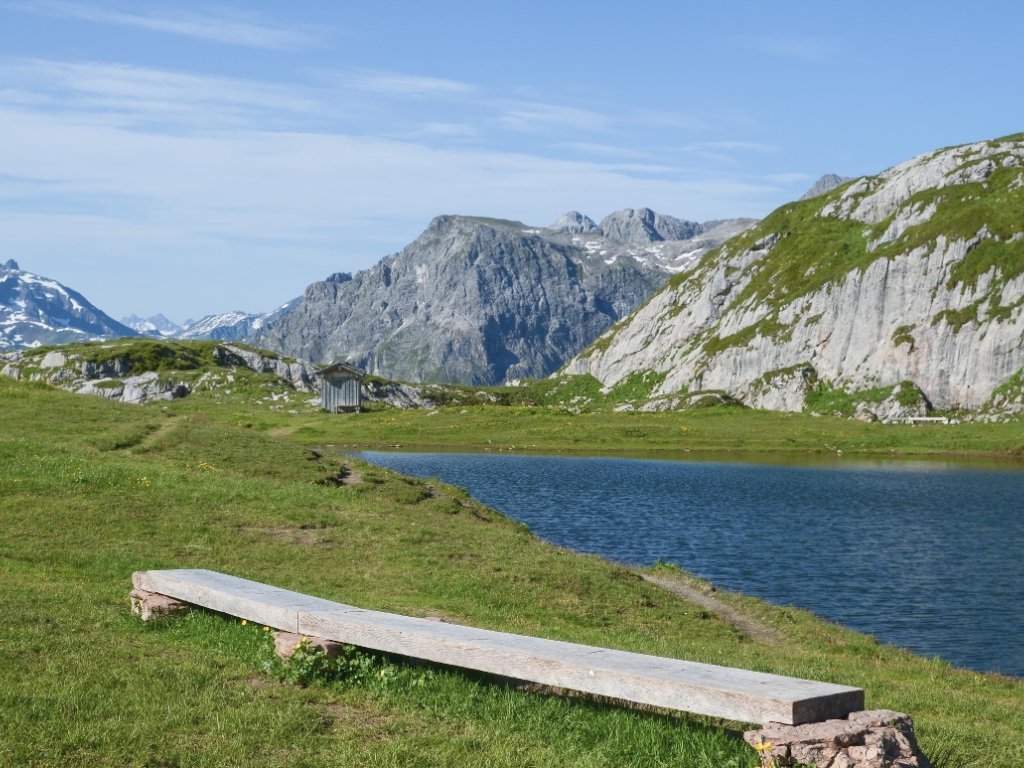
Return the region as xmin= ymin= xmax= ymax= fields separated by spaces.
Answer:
xmin=565 ymin=134 xmax=1024 ymax=418
xmin=252 ymin=209 xmax=754 ymax=384
xmin=9 ymin=133 xmax=1024 ymax=420
xmin=121 ymin=305 xmax=297 ymax=342
xmin=2 ymin=206 xmax=750 ymax=387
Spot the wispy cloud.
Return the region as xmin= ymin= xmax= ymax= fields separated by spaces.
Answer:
xmin=0 ymin=56 xmax=787 ymax=318
xmin=557 ymin=142 xmax=659 ymax=161
xmin=4 ymin=58 xmax=322 ymax=128
xmin=732 ymin=34 xmax=834 ymax=62
xmin=496 ymin=99 xmax=610 ymax=133
xmin=412 ymin=122 xmax=480 ymax=138
xmin=336 ymin=69 xmax=477 ymax=98
xmin=764 ymin=172 xmax=813 ymax=184
xmin=667 ymin=140 xmax=781 ymax=168
xmin=700 ymin=140 xmax=779 ymax=153
xmin=5 ymin=1 xmax=319 ymax=50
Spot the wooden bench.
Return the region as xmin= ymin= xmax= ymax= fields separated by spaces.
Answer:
xmin=133 ymin=568 xmax=863 ymax=725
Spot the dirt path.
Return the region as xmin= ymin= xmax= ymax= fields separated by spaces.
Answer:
xmin=129 ymin=416 xmax=183 ymax=452
xmin=639 ymin=572 xmax=782 ymax=644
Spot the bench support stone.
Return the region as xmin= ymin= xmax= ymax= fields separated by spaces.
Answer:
xmin=743 ymin=709 xmax=933 ymax=768
xmin=272 ymin=631 xmax=346 ymax=660
xmin=130 ymin=588 xmax=188 ymax=621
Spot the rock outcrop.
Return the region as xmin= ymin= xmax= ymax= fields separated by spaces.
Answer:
xmin=0 ymin=341 xmax=317 ymax=405
xmin=362 ymin=379 xmax=436 ymax=409
xmin=598 ymin=207 xmax=703 ymax=244
xmin=566 ymin=133 xmax=1024 ymax=418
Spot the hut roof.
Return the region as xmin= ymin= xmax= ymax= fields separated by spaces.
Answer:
xmin=316 ymin=361 xmax=365 ymax=378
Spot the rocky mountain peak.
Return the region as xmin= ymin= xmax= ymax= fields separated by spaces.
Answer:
xmin=252 ymin=213 xmax=671 ymax=384
xmin=599 ymin=208 xmax=703 ymax=244
xmin=3 ymin=259 xmax=19 ymax=271
xmin=549 ymin=211 xmax=602 ymax=234
xmin=424 ymin=214 xmax=517 ymax=235
xmin=800 ymin=173 xmax=853 ymax=200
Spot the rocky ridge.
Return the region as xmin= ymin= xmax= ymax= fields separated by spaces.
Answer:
xmin=0 ymin=341 xmax=318 ymax=405
xmin=597 ymin=208 xmax=703 ymax=244
xmin=121 ymin=300 xmax=301 ymax=343
xmin=565 ymin=133 xmax=1024 ymax=420
xmin=253 ymin=210 xmax=755 ymax=385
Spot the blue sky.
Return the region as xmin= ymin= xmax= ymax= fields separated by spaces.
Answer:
xmin=1 ymin=1 xmax=1020 ymax=321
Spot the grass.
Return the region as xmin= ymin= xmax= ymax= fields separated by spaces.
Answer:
xmin=1 ymin=373 xmax=1023 ymax=766
xmin=219 ymin=398 xmax=1024 ymax=460
xmin=801 ymin=380 xmax=926 ymax=419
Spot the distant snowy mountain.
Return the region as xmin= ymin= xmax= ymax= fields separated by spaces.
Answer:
xmin=0 ymin=260 xmax=139 ymax=350
xmin=122 ymin=313 xmax=183 ymax=337
xmin=178 ymin=311 xmax=262 ymax=341
xmin=177 ymin=299 xmax=298 ymax=341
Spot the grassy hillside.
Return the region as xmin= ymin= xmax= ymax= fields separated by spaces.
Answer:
xmin=1 ymin=373 xmax=1023 ymax=767
xmin=8 ymin=338 xmax=1024 ymax=457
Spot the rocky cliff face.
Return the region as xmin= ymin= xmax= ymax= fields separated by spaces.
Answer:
xmin=253 ymin=212 xmax=754 ymax=385
xmin=566 ymin=134 xmax=1024 ymax=418
xmin=0 ymin=260 xmax=138 ymax=349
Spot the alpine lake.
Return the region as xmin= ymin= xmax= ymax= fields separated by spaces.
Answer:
xmin=357 ymin=450 xmax=1024 ymax=679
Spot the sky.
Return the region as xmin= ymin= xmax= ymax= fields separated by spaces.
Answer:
xmin=1 ymin=1 xmax=1021 ymax=322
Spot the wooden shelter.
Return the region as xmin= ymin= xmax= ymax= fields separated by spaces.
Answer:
xmin=317 ymin=362 xmax=364 ymax=413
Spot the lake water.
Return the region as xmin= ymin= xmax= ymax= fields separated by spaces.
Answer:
xmin=358 ymin=451 xmax=1024 ymax=678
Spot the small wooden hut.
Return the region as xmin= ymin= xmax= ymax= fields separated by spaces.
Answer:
xmin=317 ymin=362 xmax=364 ymax=413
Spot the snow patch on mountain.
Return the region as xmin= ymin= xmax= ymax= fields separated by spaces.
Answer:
xmin=1 ymin=260 xmax=138 ymax=350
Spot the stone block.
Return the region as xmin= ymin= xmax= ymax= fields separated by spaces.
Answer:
xmin=744 ymin=709 xmax=932 ymax=768
xmin=272 ymin=631 xmax=345 ymax=660
xmin=130 ymin=588 xmax=188 ymax=621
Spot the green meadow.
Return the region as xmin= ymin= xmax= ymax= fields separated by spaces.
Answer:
xmin=1 ymin=366 xmax=1023 ymax=767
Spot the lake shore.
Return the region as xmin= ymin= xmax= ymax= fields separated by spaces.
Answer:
xmin=259 ymin=402 xmax=1024 ymax=463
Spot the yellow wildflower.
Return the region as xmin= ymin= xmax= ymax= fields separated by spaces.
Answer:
xmin=753 ymin=740 xmax=773 ymax=752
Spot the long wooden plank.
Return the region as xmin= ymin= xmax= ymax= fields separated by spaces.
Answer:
xmin=133 ymin=568 xmax=338 ymax=632
xmin=134 ymin=569 xmax=864 ymax=725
